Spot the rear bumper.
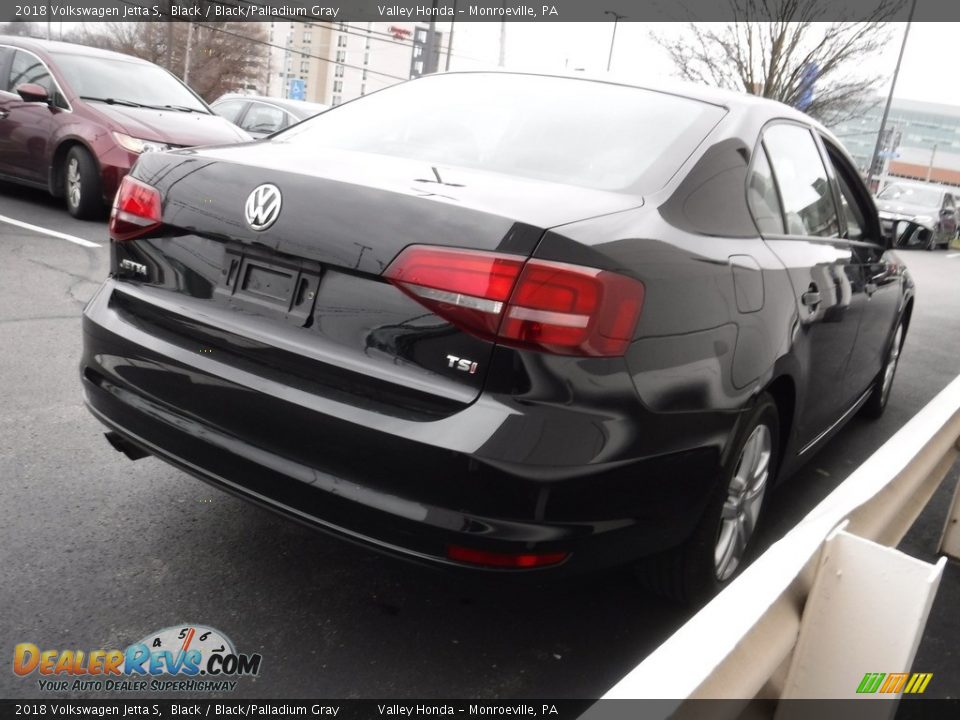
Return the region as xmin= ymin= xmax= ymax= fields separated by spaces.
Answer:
xmin=81 ymin=280 xmax=730 ymax=574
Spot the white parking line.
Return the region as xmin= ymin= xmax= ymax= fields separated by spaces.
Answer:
xmin=0 ymin=213 xmax=102 ymax=248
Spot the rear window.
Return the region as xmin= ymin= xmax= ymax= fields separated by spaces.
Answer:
xmin=277 ymin=73 xmax=726 ymax=193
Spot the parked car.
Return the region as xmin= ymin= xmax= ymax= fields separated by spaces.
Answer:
xmin=211 ymin=94 xmax=329 ymax=139
xmin=81 ymin=72 xmax=913 ymax=602
xmin=0 ymin=37 xmax=250 ymax=218
xmin=875 ymin=181 xmax=957 ymax=250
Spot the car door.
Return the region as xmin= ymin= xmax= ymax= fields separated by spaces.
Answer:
xmin=821 ymin=137 xmax=902 ymax=400
xmin=754 ymin=122 xmax=867 ymax=450
xmin=0 ymin=49 xmax=62 ymax=183
xmin=0 ymin=44 xmax=16 ymax=177
xmin=940 ymin=192 xmax=958 ymax=240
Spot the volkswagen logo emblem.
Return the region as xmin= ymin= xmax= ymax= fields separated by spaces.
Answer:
xmin=244 ymin=184 xmax=282 ymax=231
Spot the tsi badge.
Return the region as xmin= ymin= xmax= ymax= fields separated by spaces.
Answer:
xmin=446 ymin=354 xmax=478 ymax=375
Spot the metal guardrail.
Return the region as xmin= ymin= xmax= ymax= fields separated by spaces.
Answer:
xmin=594 ymin=373 xmax=960 ymax=709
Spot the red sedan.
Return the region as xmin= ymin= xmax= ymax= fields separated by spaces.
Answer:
xmin=0 ymin=36 xmax=249 ymax=218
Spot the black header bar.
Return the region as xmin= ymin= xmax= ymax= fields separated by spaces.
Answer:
xmin=3 ymin=0 xmax=960 ymax=24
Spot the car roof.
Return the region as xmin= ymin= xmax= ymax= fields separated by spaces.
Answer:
xmin=881 ymin=181 xmax=952 ymax=195
xmin=214 ymin=94 xmax=330 ymax=118
xmin=0 ymin=35 xmax=154 ymax=65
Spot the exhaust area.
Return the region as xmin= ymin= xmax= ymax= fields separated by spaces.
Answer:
xmin=104 ymin=431 xmax=151 ymax=461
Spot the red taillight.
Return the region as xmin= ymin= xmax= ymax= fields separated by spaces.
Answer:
xmin=384 ymin=246 xmax=644 ymax=357
xmin=382 ymin=246 xmax=524 ymax=341
xmin=447 ymin=545 xmax=569 ymax=569
xmin=110 ymin=176 xmax=162 ymax=242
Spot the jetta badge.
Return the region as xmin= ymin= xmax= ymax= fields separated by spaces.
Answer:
xmin=244 ymin=183 xmax=282 ymax=231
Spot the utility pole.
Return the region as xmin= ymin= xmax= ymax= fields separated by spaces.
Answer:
xmin=445 ymin=1 xmax=456 ymax=72
xmin=498 ymin=20 xmax=506 ymax=66
xmin=926 ymin=144 xmax=938 ymax=182
xmin=165 ymin=0 xmax=174 ymax=69
xmin=604 ymin=10 xmax=626 ymax=72
xmin=183 ymin=22 xmax=195 ymax=84
xmin=423 ymin=0 xmax=438 ymax=74
xmin=867 ymin=0 xmax=917 ymax=192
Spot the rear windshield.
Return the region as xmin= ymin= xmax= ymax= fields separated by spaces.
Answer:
xmin=51 ymin=52 xmax=208 ymax=113
xmin=277 ymin=73 xmax=726 ymax=193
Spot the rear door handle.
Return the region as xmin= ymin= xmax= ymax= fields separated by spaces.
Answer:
xmin=865 ymin=282 xmax=878 ymax=296
xmin=0 ymin=110 xmax=8 ymax=120
xmin=801 ymin=285 xmax=821 ymax=308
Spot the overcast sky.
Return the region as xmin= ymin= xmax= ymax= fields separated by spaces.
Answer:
xmin=449 ymin=18 xmax=957 ymax=106
xmin=49 ymin=10 xmax=958 ymax=106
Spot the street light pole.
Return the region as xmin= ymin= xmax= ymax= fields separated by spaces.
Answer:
xmin=867 ymin=0 xmax=917 ymax=192
xmin=604 ymin=11 xmax=626 ymax=72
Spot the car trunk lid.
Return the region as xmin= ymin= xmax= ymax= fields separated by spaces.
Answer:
xmin=116 ymin=147 xmax=641 ymax=410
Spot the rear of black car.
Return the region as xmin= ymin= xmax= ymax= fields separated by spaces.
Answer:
xmin=80 ymin=73 xmax=731 ymax=573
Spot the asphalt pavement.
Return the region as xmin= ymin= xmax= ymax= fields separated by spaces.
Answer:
xmin=1 ymin=180 xmax=958 ymax=700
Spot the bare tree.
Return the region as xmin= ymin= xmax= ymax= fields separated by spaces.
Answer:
xmin=653 ymin=0 xmax=904 ymax=124
xmin=66 ymin=22 xmax=269 ymax=102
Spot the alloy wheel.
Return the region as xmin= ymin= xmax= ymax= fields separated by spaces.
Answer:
xmin=67 ymin=158 xmax=82 ymax=209
xmin=714 ymin=424 xmax=772 ymax=581
xmin=881 ymin=325 xmax=903 ymax=405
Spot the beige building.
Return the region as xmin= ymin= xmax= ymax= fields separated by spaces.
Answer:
xmin=267 ymin=22 xmax=448 ymax=106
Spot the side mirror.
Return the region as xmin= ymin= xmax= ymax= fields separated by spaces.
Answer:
xmin=16 ymin=83 xmax=50 ymax=104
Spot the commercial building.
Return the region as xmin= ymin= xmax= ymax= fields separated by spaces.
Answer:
xmin=266 ymin=21 xmax=448 ymax=107
xmin=831 ymin=98 xmax=960 ymax=188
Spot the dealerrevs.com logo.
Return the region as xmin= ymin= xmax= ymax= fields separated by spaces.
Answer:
xmin=13 ymin=625 xmax=262 ymax=693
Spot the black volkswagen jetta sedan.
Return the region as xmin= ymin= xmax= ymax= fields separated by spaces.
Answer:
xmin=81 ymin=72 xmax=913 ymax=601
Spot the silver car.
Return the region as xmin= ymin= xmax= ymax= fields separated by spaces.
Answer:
xmin=212 ymin=94 xmax=329 ymax=139
xmin=875 ymin=181 xmax=958 ymax=250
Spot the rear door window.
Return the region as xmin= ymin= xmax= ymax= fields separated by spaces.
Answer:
xmin=762 ymin=124 xmax=840 ymax=238
xmin=214 ymin=99 xmax=247 ymax=124
xmin=0 ymin=47 xmax=12 ymax=86
xmin=241 ymin=103 xmax=286 ymax=135
xmin=834 ymin=172 xmax=867 ymax=241
xmin=748 ymin=145 xmax=785 ymax=234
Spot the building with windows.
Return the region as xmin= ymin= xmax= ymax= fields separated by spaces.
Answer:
xmin=831 ymin=98 xmax=960 ymax=187
xmin=266 ymin=22 xmax=447 ymax=107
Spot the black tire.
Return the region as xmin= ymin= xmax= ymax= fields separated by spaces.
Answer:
xmin=64 ymin=146 xmax=104 ymax=219
xmin=862 ymin=320 xmax=904 ymax=419
xmin=637 ymin=393 xmax=780 ymax=604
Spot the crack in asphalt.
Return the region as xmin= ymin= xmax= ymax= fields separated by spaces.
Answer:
xmin=24 ymin=257 xmax=103 ymax=308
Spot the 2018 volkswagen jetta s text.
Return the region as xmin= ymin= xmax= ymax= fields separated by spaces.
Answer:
xmin=80 ymin=72 xmax=913 ymax=601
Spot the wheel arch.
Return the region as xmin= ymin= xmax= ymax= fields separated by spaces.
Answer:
xmin=48 ymin=138 xmax=101 ymax=198
xmin=901 ymin=295 xmax=915 ymax=339
xmin=764 ymin=372 xmax=797 ymax=480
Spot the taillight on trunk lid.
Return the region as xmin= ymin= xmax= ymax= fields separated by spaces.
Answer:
xmin=384 ymin=246 xmax=644 ymax=357
xmin=110 ymin=176 xmax=162 ymax=242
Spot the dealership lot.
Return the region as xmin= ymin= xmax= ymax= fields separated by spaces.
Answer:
xmin=1 ymin=180 xmax=958 ymax=699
